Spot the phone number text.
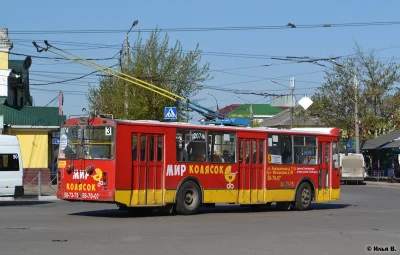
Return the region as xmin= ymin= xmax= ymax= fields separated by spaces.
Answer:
xmin=63 ymin=192 xmax=100 ymax=200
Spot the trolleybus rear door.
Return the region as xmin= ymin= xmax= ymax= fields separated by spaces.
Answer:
xmin=318 ymin=142 xmax=331 ymax=202
xmin=239 ymin=139 xmax=263 ymax=204
xmin=325 ymin=142 xmax=332 ymax=201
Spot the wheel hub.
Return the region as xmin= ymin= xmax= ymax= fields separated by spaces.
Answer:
xmin=185 ymin=190 xmax=194 ymax=205
xmin=301 ymin=188 xmax=310 ymax=205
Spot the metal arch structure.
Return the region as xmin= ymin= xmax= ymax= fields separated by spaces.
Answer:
xmin=32 ymin=41 xmax=246 ymax=126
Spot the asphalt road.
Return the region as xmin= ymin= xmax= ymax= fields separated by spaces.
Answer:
xmin=1 ymin=185 xmax=400 ymax=255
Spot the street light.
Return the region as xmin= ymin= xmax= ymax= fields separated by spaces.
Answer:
xmin=125 ymin=20 xmax=139 ymax=67
xmin=123 ymin=20 xmax=139 ymax=118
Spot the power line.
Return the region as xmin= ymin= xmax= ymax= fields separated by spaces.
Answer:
xmin=198 ymin=70 xmax=325 ymax=88
xmin=10 ymin=39 xmax=400 ymax=63
xmin=30 ymin=64 xmax=118 ymax=86
xmin=9 ymin=20 xmax=400 ymax=34
xmin=8 ymin=51 xmax=119 ymax=61
xmin=213 ymin=70 xmax=324 ymax=84
xmin=29 ymin=72 xmax=100 ymax=81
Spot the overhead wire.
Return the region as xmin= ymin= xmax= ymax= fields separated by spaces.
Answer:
xmin=30 ymin=66 xmax=117 ymax=86
xmin=33 ymin=41 xmax=182 ymax=101
xmin=10 ymin=20 xmax=400 ymax=34
xmin=8 ymin=50 xmax=120 ymax=61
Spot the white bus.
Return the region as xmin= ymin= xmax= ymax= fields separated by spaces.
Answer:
xmin=0 ymin=135 xmax=24 ymax=198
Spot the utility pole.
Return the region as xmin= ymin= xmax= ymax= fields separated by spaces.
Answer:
xmin=124 ymin=34 xmax=129 ymax=118
xmin=354 ymin=75 xmax=360 ymax=154
xmin=124 ymin=20 xmax=139 ymax=118
xmin=59 ymin=91 xmax=63 ymax=115
xmin=290 ymin=77 xmax=295 ymax=128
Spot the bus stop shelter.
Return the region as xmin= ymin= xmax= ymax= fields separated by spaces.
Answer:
xmin=361 ymin=130 xmax=400 ymax=177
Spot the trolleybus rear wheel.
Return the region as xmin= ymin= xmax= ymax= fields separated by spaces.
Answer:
xmin=294 ymin=182 xmax=312 ymax=211
xmin=176 ymin=180 xmax=201 ymax=215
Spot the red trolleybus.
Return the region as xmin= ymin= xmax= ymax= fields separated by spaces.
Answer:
xmin=56 ymin=117 xmax=341 ymax=215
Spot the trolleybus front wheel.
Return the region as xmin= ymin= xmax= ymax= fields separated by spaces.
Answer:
xmin=176 ymin=180 xmax=202 ymax=215
xmin=294 ymin=182 xmax=312 ymax=211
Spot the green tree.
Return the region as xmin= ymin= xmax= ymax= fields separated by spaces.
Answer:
xmin=309 ymin=43 xmax=400 ymax=140
xmin=88 ymin=29 xmax=211 ymax=121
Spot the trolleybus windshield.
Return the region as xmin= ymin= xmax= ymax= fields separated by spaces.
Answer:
xmin=58 ymin=125 xmax=115 ymax=160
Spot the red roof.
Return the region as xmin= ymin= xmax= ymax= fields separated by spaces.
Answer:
xmin=277 ymin=106 xmax=289 ymax=110
xmin=218 ymin=104 xmax=242 ymax=115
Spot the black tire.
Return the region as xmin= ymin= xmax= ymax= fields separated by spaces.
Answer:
xmin=175 ymin=180 xmax=202 ymax=215
xmin=294 ymin=182 xmax=312 ymax=211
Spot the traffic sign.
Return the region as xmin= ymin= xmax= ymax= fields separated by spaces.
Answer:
xmin=52 ymin=138 xmax=60 ymax=145
xmin=298 ymin=95 xmax=313 ymax=110
xmin=164 ymin=107 xmax=177 ymax=120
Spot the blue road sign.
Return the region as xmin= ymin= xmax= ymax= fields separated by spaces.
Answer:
xmin=52 ymin=138 xmax=60 ymax=145
xmin=164 ymin=107 xmax=178 ymax=120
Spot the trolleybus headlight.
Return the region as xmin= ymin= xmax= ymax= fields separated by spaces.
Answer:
xmin=65 ymin=164 xmax=73 ymax=174
xmin=86 ymin=164 xmax=95 ymax=175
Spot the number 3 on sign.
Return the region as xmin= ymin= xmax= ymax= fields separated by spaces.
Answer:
xmin=105 ymin=127 xmax=112 ymax=136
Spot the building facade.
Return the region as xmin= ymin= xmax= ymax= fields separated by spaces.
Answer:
xmin=0 ymin=28 xmax=66 ymax=184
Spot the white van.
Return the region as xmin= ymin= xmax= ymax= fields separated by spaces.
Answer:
xmin=0 ymin=135 xmax=24 ymax=197
xmin=340 ymin=153 xmax=365 ymax=184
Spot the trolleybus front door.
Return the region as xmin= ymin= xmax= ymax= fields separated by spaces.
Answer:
xmin=132 ymin=133 xmax=164 ymax=206
xmin=239 ymin=139 xmax=264 ymax=204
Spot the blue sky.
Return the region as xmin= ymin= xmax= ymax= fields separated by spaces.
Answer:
xmin=3 ymin=0 xmax=400 ymax=122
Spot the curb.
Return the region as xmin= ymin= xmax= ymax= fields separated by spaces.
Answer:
xmin=10 ymin=195 xmax=59 ymax=201
xmin=38 ymin=196 xmax=58 ymax=201
xmin=364 ymin=181 xmax=400 ymax=187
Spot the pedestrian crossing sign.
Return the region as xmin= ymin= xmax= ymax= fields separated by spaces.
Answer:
xmin=164 ymin=107 xmax=177 ymax=120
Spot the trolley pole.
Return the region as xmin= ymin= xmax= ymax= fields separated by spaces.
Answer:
xmin=354 ymin=75 xmax=360 ymax=154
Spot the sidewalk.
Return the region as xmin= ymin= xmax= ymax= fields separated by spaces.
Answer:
xmin=364 ymin=180 xmax=400 ymax=187
xmin=16 ymin=184 xmax=59 ymax=201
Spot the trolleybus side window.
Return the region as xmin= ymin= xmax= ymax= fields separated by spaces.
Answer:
xmin=245 ymin=141 xmax=250 ymax=163
xmin=252 ymin=141 xmax=257 ymax=163
xmin=140 ymin=136 xmax=146 ymax=161
xmin=207 ymin=132 xmax=236 ymax=163
xmin=176 ymin=129 xmax=207 ymax=162
xmin=239 ymin=141 xmax=243 ymax=163
xmin=318 ymin=143 xmax=322 ymax=165
xmin=0 ymin=154 xmax=19 ymax=171
xmin=325 ymin=143 xmax=329 ymax=164
xmin=149 ymin=136 xmax=155 ymax=161
xmin=294 ymin=136 xmax=317 ymax=165
xmin=132 ymin=135 xmax=138 ymax=161
xmin=157 ymin=136 xmax=163 ymax=161
xmin=332 ymin=141 xmax=339 ymax=169
xmin=267 ymin=134 xmax=292 ymax=164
